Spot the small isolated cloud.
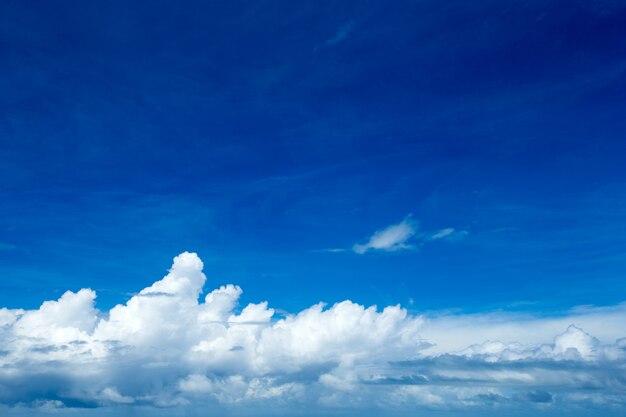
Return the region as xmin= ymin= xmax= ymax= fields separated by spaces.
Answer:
xmin=431 ymin=228 xmax=455 ymax=239
xmin=353 ymin=216 xmax=417 ymax=254
xmin=325 ymin=21 xmax=355 ymax=46
xmin=335 ymin=216 xmax=466 ymax=255
xmin=310 ymin=248 xmax=347 ymax=253
xmin=430 ymin=227 xmax=468 ymax=241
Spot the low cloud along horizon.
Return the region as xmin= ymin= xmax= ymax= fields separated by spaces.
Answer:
xmin=1 ymin=252 xmax=625 ymax=415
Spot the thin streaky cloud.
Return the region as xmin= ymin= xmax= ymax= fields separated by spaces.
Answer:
xmin=430 ymin=228 xmax=469 ymax=241
xmin=431 ymin=228 xmax=455 ymax=239
xmin=353 ymin=216 xmax=417 ymax=254
xmin=325 ymin=20 xmax=355 ymax=46
xmin=350 ymin=216 xmax=465 ymax=254
xmin=309 ymin=248 xmax=348 ymax=253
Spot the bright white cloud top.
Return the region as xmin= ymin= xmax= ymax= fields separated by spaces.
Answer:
xmin=1 ymin=252 xmax=625 ymax=415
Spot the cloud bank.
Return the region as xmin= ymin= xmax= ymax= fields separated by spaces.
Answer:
xmin=1 ymin=252 xmax=625 ymax=416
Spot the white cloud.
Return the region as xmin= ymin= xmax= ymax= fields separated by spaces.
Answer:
xmin=431 ymin=228 xmax=455 ymax=239
xmin=430 ymin=228 xmax=468 ymax=241
xmin=310 ymin=248 xmax=347 ymax=253
xmin=0 ymin=307 xmax=23 ymax=327
xmin=458 ymin=325 xmax=603 ymax=361
xmin=346 ymin=216 xmax=466 ymax=254
xmin=353 ymin=216 xmax=417 ymax=254
xmin=0 ymin=252 xmax=625 ymax=415
xmin=97 ymin=387 xmax=134 ymax=404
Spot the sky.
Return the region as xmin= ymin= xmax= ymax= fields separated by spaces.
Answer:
xmin=1 ymin=0 xmax=626 ymax=416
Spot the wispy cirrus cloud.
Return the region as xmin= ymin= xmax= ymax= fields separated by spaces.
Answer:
xmin=430 ymin=228 xmax=468 ymax=241
xmin=349 ymin=216 xmax=468 ymax=254
xmin=353 ymin=216 xmax=417 ymax=254
xmin=325 ymin=20 xmax=355 ymax=46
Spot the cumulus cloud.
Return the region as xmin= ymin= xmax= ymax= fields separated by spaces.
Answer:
xmin=0 ymin=252 xmax=625 ymax=416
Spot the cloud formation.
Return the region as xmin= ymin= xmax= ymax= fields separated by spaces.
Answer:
xmin=0 ymin=252 xmax=625 ymax=416
xmin=430 ymin=228 xmax=468 ymax=241
xmin=349 ymin=217 xmax=468 ymax=254
xmin=353 ymin=216 xmax=417 ymax=254
xmin=324 ymin=21 xmax=355 ymax=46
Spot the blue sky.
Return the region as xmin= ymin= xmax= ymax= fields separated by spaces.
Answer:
xmin=1 ymin=1 xmax=626 ymax=415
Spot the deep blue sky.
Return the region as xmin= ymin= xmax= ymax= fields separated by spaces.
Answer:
xmin=1 ymin=0 xmax=626 ymax=314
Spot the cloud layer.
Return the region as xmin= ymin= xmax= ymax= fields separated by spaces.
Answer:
xmin=1 ymin=252 xmax=625 ymax=416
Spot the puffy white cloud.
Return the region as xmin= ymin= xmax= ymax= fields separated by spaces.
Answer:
xmin=97 ymin=387 xmax=134 ymax=404
xmin=1 ymin=252 xmax=625 ymax=416
xmin=0 ymin=307 xmax=23 ymax=327
xmin=553 ymin=325 xmax=600 ymax=359
xmin=458 ymin=325 xmax=604 ymax=361
xmin=14 ymin=289 xmax=98 ymax=338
